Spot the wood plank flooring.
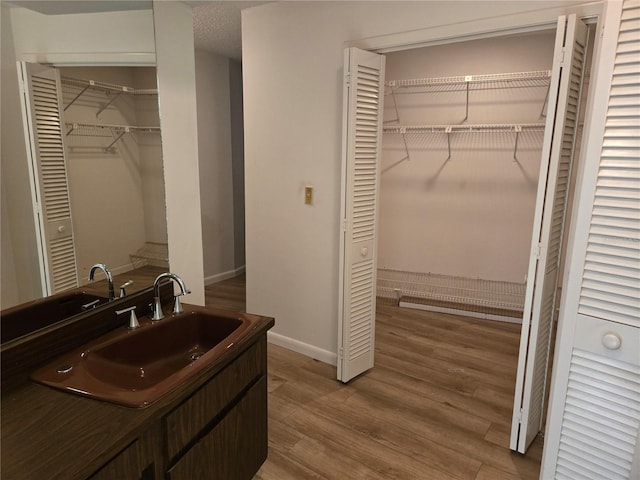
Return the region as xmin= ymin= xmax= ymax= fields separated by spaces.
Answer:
xmin=98 ymin=267 xmax=543 ymax=479
xmin=200 ymin=274 xmax=543 ymax=480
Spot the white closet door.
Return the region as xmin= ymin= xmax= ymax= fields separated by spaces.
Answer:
xmin=18 ymin=62 xmax=78 ymax=295
xmin=337 ymin=47 xmax=385 ymax=382
xmin=577 ymin=2 xmax=640 ymax=329
xmin=543 ymin=1 xmax=640 ymax=477
xmin=510 ymin=15 xmax=588 ymax=453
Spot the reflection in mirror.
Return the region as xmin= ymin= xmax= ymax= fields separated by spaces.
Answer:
xmin=59 ymin=65 xmax=168 ymax=282
xmin=0 ymin=1 xmax=166 ymax=337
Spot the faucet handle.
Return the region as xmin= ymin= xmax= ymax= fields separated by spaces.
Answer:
xmin=81 ymin=299 xmax=101 ymax=310
xmin=119 ymin=280 xmax=134 ymax=298
xmin=116 ymin=306 xmax=139 ymax=329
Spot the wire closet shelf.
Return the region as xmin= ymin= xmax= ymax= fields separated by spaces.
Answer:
xmin=65 ymin=122 xmax=160 ymax=152
xmin=61 ymin=76 xmax=158 ymax=113
xmin=385 ymin=69 xmax=552 ymax=91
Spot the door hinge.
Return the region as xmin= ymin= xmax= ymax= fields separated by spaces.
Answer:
xmin=338 ymin=347 xmax=344 ymax=360
xmin=534 ymin=243 xmax=543 ymax=260
xmin=345 ymin=72 xmax=351 ymax=88
xmin=518 ymin=408 xmax=524 ymax=423
xmin=559 ymin=47 xmax=566 ymax=67
xmin=342 ymin=218 xmax=347 ymax=232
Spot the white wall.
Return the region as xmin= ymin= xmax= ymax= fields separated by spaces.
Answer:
xmin=10 ymin=8 xmax=155 ymax=65
xmin=242 ymin=1 xmax=600 ymax=361
xmin=379 ymin=31 xmax=556 ymax=283
xmin=195 ymin=50 xmax=238 ymax=284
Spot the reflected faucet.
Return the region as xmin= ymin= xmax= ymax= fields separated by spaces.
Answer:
xmin=152 ymin=272 xmax=190 ymax=320
xmin=88 ymin=263 xmax=115 ymax=301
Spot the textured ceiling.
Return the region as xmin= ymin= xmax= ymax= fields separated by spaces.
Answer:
xmin=191 ymin=1 xmax=271 ymax=61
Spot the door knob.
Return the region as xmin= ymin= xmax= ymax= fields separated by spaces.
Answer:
xmin=602 ymin=332 xmax=621 ymax=350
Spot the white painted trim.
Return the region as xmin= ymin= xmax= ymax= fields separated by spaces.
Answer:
xmin=399 ymin=301 xmax=523 ymax=324
xmin=267 ymin=331 xmax=337 ymax=366
xmin=351 ymin=3 xmax=603 ymax=53
xmin=17 ymin=52 xmax=156 ymax=66
xmin=204 ymin=266 xmax=246 ymax=286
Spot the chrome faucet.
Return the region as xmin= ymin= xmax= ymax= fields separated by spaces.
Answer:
xmin=152 ymin=272 xmax=190 ymax=320
xmin=88 ymin=263 xmax=115 ymax=301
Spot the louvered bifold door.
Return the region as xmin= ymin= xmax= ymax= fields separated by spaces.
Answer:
xmin=578 ymin=1 xmax=640 ymax=329
xmin=510 ymin=15 xmax=588 ymax=453
xmin=19 ymin=62 xmax=78 ymax=295
xmin=337 ymin=48 xmax=385 ymax=382
xmin=547 ymin=1 xmax=640 ymax=478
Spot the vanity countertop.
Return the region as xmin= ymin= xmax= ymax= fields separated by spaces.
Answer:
xmin=1 ymin=311 xmax=274 ymax=480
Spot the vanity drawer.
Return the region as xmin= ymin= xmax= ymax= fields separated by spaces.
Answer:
xmin=164 ymin=337 xmax=266 ymax=459
xmin=167 ymin=375 xmax=268 ymax=480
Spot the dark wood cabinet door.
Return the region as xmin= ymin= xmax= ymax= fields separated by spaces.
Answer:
xmin=167 ymin=376 xmax=268 ymax=480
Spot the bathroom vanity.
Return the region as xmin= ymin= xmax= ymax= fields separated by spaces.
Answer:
xmin=1 ymin=288 xmax=274 ymax=480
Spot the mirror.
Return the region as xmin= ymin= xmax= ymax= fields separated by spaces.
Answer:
xmin=0 ymin=1 xmax=167 ymax=332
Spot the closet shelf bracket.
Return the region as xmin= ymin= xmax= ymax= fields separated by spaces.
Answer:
xmin=96 ymin=91 xmax=125 ymax=117
xmin=463 ymin=76 xmax=471 ymax=123
xmin=64 ymin=82 xmax=93 ymax=111
xmin=105 ymin=127 xmax=129 ymax=152
xmin=445 ymin=126 xmax=452 ymax=161
xmin=513 ymin=125 xmax=522 ymax=162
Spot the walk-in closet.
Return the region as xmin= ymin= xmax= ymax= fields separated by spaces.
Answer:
xmin=377 ymin=30 xmax=558 ymax=320
xmin=365 ymin=21 xmax=596 ymax=453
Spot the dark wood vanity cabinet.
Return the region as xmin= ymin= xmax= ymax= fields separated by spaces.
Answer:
xmin=167 ymin=376 xmax=268 ymax=480
xmin=1 ymin=297 xmax=273 ymax=480
xmin=85 ymin=338 xmax=268 ymax=480
xmin=164 ymin=339 xmax=268 ymax=480
xmin=87 ymin=439 xmax=154 ymax=480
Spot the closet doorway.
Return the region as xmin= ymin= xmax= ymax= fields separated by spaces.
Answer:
xmin=338 ymin=14 xmax=595 ymax=455
xmin=378 ymin=30 xmax=556 ymax=320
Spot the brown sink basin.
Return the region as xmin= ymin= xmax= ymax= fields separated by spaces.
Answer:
xmin=31 ymin=305 xmax=258 ymax=407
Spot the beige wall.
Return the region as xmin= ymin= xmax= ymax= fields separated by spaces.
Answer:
xmin=379 ymin=30 xmax=556 ymax=283
xmin=229 ymin=60 xmax=246 ymax=271
xmin=153 ymin=0 xmax=205 ymax=304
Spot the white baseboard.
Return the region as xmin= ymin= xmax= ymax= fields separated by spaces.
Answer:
xmin=267 ymin=331 xmax=337 ymax=366
xmin=399 ymin=300 xmax=523 ymax=324
xmin=204 ymin=266 xmax=246 ymax=286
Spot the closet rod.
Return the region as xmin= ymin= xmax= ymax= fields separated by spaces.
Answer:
xmin=385 ymin=70 xmax=551 ymax=88
xmin=383 ymin=123 xmax=545 ymax=134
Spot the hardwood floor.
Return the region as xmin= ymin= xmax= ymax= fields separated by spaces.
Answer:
xmin=94 ymin=268 xmax=542 ymax=478
xmin=200 ymin=274 xmax=543 ymax=480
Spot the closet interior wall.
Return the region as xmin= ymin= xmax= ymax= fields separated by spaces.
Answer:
xmin=378 ymin=30 xmax=557 ymax=320
xmin=60 ymin=67 xmax=166 ymax=281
